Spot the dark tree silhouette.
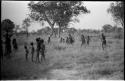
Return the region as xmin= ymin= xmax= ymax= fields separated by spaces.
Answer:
xmin=1 ymin=19 xmax=15 ymax=58
xmin=1 ymin=19 xmax=15 ymax=37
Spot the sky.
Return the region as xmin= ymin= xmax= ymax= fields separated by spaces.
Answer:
xmin=1 ymin=1 xmax=116 ymax=32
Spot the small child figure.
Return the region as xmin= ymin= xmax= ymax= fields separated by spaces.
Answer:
xmin=24 ymin=43 xmax=29 ymax=61
xmin=30 ymin=42 xmax=35 ymax=62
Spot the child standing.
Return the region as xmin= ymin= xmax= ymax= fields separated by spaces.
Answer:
xmin=30 ymin=42 xmax=35 ymax=62
xmin=24 ymin=43 xmax=29 ymax=61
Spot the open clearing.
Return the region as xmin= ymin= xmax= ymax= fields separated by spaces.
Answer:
xmin=1 ymin=34 xmax=124 ymax=80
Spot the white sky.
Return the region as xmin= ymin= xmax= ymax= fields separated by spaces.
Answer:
xmin=1 ymin=1 xmax=116 ymax=32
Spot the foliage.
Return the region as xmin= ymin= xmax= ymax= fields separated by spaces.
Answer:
xmin=107 ymin=1 xmax=124 ymax=27
xmin=102 ymin=24 xmax=113 ymax=32
xmin=1 ymin=19 xmax=15 ymax=37
xmin=22 ymin=17 xmax=31 ymax=37
xmin=28 ymin=1 xmax=90 ymax=37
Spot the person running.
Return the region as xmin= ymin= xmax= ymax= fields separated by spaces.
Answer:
xmin=30 ymin=42 xmax=35 ymax=62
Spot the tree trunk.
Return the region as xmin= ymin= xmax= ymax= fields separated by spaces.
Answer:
xmin=26 ymin=28 xmax=29 ymax=38
xmin=58 ymin=26 xmax=61 ymax=38
xmin=50 ymin=24 xmax=55 ymax=38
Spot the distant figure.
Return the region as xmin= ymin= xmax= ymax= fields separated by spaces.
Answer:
xmin=36 ymin=37 xmax=41 ymax=63
xmin=5 ymin=33 xmax=12 ymax=58
xmin=68 ymin=34 xmax=74 ymax=44
xmin=66 ymin=37 xmax=69 ymax=44
xmin=101 ymin=33 xmax=106 ymax=50
xmin=81 ymin=34 xmax=86 ymax=46
xmin=12 ymin=38 xmax=18 ymax=50
xmin=86 ymin=36 xmax=90 ymax=45
xmin=24 ymin=43 xmax=29 ymax=61
xmin=30 ymin=42 xmax=35 ymax=62
xmin=48 ymin=36 xmax=51 ymax=43
xmin=60 ymin=37 xmax=62 ymax=43
xmin=40 ymin=39 xmax=46 ymax=62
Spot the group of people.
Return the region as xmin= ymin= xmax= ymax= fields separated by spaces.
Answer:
xmin=81 ymin=34 xmax=90 ymax=47
xmin=2 ymin=32 xmax=106 ymax=62
xmin=2 ymin=33 xmax=18 ymax=59
xmin=24 ymin=37 xmax=46 ymax=63
xmin=81 ymin=33 xmax=107 ymax=49
xmin=60 ymin=34 xmax=75 ymax=44
xmin=59 ymin=33 xmax=107 ymax=50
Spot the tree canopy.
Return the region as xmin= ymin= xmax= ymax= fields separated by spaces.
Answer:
xmin=28 ymin=1 xmax=90 ymax=37
xmin=102 ymin=24 xmax=113 ymax=33
xmin=1 ymin=19 xmax=15 ymax=37
xmin=22 ymin=17 xmax=31 ymax=37
xmin=107 ymin=1 xmax=124 ymax=27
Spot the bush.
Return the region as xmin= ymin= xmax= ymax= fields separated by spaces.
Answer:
xmin=54 ymin=45 xmax=66 ymax=51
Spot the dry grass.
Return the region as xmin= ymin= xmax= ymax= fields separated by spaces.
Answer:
xmin=1 ymin=33 xmax=124 ymax=80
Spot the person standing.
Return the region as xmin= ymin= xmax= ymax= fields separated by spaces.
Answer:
xmin=12 ymin=38 xmax=18 ymax=50
xmin=101 ymin=33 xmax=106 ymax=50
xmin=24 ymin=43 xmax=29 ymax=61
xmin=5 ymin=33 xmax=12 ymax=58
xmin=30 ymin=42 xmax=35 ymax=62
xmin=81 ymin=34 xmax=86 ymax=46
xmin=40 ymin=39 xmax=46 ymax=62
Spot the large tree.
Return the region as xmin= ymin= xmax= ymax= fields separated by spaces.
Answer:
xmin=22 ymin=17 xmax=31 ymax=37
xmin=14 ymin=25 xmax=21 ymax=36
xmin=1 ymin=19 xmax=15 ymax=38
xmin=28 ymin=1 xmax=90 ymax=38
xmin=107 ymin=1 xmax=124 ymax=27
xmin=102 ymin=24 xmax=113 ymax=33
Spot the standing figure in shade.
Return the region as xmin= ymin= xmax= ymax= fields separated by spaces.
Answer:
xmin=36 ymin=37 xmax=41 ymax=63
xmin=81 ymin=34 xmax=86 ymax=46
xmin=86 ymin=35 xmax=90 ymax=45
xmin=24 ymin=43 xmax=29 ymax=61
xmin=48 ymin=36 xmax=51 ymax=44
xmin=5 ymin=33 xmax=12 ymax=58
xmin=40 ymin=39 xmax=46 ymax=62
xmin=30 ymin=42 xmax=35 ymax=62
xmin=101 ymin=33 xmax=106 ymax=50
xmin=12 ymin=38 xmax=18 ymax=50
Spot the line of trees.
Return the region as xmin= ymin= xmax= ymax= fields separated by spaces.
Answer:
xmin=1 ymin=1 xmax=124 ymax=39
xmin=102 ymin=24 xmax=123 ymax=33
